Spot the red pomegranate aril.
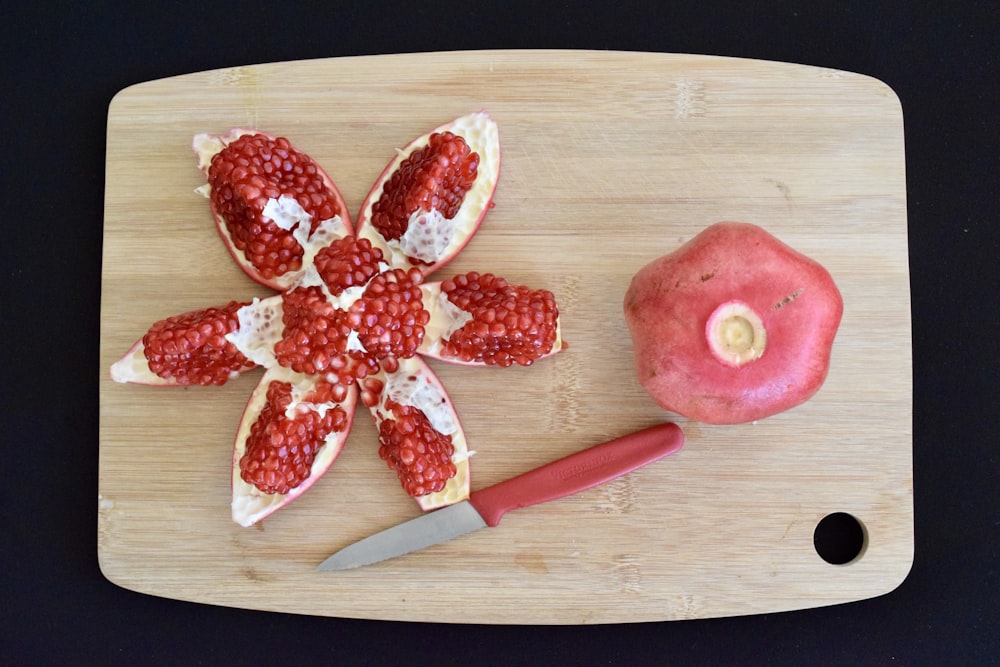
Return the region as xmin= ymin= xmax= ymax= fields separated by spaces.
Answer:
xmin=142 ymin=301 xmax=253 ymax=385
xmin=239 ymin=380 xmax=349 ymax=495
xmin=377 ymin=400 xmax=457 ymax=498
xmin=349 ymin=267 xmax=429 ymax=364
xmin=440 ymin=272 xmax=559 ymax=367
xmin=274 ymin=286 xmax=350 ymax=375
xmin=370 ymin=132 xmax=478 ymax=245
xmin=206 ymin=133 xmax=345 ymax=282
xmin=313 ymin=236 xmax=386 ymax=296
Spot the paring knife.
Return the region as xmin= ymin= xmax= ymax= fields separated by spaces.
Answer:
xmin=317 ymin=422 xmax=684 ymax=571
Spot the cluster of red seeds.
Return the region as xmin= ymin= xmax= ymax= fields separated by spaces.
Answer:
xmin=441 ymin=272 xmax=559 ymax=367
xmin=369 ymin=132 xmax=479 ymax=243
xmin=347 ymin=267 xmax=429 ymax=364
xmin=275 ymin=262 xmax=429 ymax=377
xmin=377 ymin=400 xmax=457 ymax=497
xmin=208 ymin=134 xmax=342 ymax=280
xmin=313 ymin=237 xmax=385 ymax=296
xmin=142 ymin=301 xmax=253 ymax=385
xmin=274 ymin=286 xmax=363 ymax=380
xmin=239 ymin=380 xmax=349 ymax=494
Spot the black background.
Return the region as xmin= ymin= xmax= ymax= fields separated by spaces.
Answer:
xmin=3 ymin=2 xmax=997 ymax=664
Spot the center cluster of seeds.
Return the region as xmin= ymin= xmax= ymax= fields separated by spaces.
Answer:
xmin=313 ymin=237 xmax=384 ymax=296
xmin=142 ymin=301 xmax=253 ymax=385
xmin=275 ymin=236 xmax=430 ymax=380
xmin=441 ymin=272 xmax=559 ymax=367
xmin=240 ymin=380 xmax=349 ymax=494
xmin=369 ymin=131 xmax=479 ymax=243
xmin=346 ymin=267 xmax=429 ymax=364
xmin=376 ymin=400 xmax=457 ymax=497
xmin=274 ymin=285 xmax=356 ymax=378
xmin=208 ymin=134 xmax=342 ymax=279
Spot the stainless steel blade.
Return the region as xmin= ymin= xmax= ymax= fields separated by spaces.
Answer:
xmin=316 ymin=501 xmax=488 ymax=571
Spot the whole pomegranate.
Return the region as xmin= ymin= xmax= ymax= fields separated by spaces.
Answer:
xmin=624 ymin=222 xmax=843 ymax=424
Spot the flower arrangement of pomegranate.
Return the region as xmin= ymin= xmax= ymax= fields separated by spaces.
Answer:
xmin=624 ymin=221 xmax=842 ymax=424
xmin=110 ymin=112 xmax=564 ymax=526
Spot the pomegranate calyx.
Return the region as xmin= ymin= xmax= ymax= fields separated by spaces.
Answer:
xmin=705 ymin=300 xmax=767 ymax=367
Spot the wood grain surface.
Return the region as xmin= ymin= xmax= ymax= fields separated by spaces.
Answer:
xmin=98 ymin=50 xmax=912 ymax=624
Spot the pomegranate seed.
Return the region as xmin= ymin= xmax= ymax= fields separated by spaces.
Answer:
xmin=377 ymin=400 xmax=456 ymax=498
xmin=142 ymin=301 xmax=253 ymax=385
xmin=440 ymin=272 xmax=559 ymax=367
xmin=313 ymin=237 xmax=385 ymax=296
xmin=208 ymin=133 xmax=343 ymax=280
xmin=370 ymin=132 xmax=478 ymax=243
xmin=239 ymin=381 xmax=349 ymax=495
xmin=348 ymin=268 xmax=429 ymax=365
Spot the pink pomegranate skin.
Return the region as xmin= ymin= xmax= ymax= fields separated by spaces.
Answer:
xmin=623 ymin=222 xmax=843 ymax=424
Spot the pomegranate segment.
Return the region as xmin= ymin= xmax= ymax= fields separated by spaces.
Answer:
xmin=360 ymin=356 xmax=471 ymax=511
xmin=232 ymin=366 xmax=358 ymax=527
xmin=110 ymin=301 xmax=257 ymax=386
xmin=355 ymin=112 xmax=500 ymax=277
xmin=417 ymin=273 xmax=563 ymax=367
xmin=193 ymin=129 xmax=352 ymax=291
xmin=624 ymin=221 xmax=843 ymax=424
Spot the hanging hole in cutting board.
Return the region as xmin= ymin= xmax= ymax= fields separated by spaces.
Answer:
xmin=813 ymin=512 xmax=867 ymax=565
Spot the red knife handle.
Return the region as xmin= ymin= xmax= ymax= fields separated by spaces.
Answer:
xmin=467 ymin=422 xmax=684 ymax=527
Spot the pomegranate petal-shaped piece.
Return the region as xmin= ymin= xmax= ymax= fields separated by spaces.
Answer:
xmin=355 ymin=112 xmax=500 ymax=278
xmin=231 ymin=366 xmax=358 ymax=526
xmin=417 ymin=273 xmax=564 ymax=367
xmin=359 ymin=355 xmax=470 ymax=511
xmin=110 ymin=301 xmax=259 ymax=386
xmin=193 ymin=129 xmax=353 ymax=291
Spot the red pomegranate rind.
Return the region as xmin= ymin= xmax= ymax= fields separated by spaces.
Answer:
xmin=232 ymin=367 xmax=359 ymax=527
xmin=193 ymin=129 xmax=352 ymax=291
xmin=417 ymin=274 xmax=563 ymax=367
xmin=355 ymin=112 xmax=500 ymax=278
xmin=361 ymin=356 xmax=470 ymax=511
xmin=623 ymin=221 xmax=844 ymax=424
xmin=109 ymin=301 xmax=255 ymax=386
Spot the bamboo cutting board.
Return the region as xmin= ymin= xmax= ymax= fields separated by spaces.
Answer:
xmin=98 ymin=50 xmax=912 ymax=624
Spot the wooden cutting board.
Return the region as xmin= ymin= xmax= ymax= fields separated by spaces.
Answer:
xmin=98 ymin=50 xmax=912 ymax=624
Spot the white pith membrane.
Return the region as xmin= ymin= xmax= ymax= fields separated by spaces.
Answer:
xmin=366 ymin=355 xmax=471 ymax=511
xmin=356 ymin=111 xmax=500 ymax=272
xmin=415 ymin=282 xmax=564 ymax=364
xmin=109 ymin=341 xmax=162 ymax=384
xmin=231 ymin=365 xmax=358 ymax=527
xmin=705 ymin=300 xmax=767 ymax=367
xmin=224 ymin=296 xmax=283 ymax=368
xmin=192 ymin=130 xmax=351 ymax=290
